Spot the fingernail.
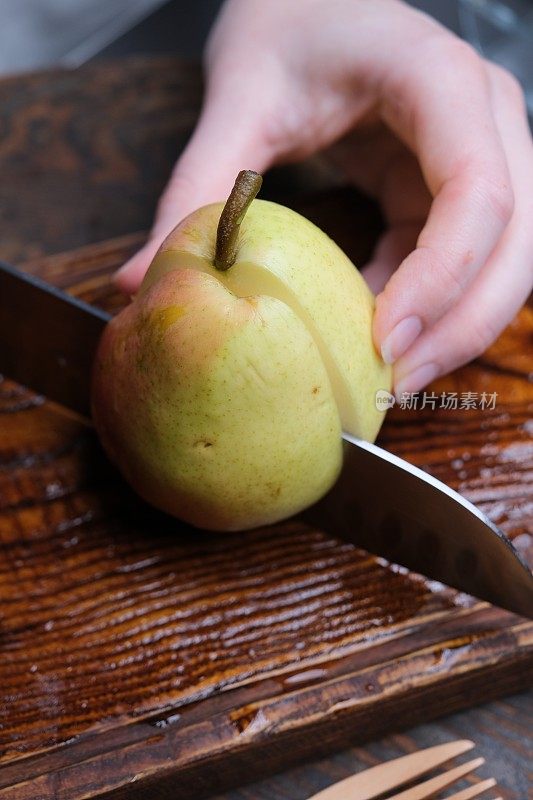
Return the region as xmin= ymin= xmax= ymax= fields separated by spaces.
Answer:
xmin=380 ymin=316 xmax=422 ymax=364
xmin=394 ymin=362 xmax=439 ymax=399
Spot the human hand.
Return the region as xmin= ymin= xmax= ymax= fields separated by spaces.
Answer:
xmin=115 ymin=0 xmax=533 ymax=397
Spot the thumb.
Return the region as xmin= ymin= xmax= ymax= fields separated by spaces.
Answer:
xmin=115 ymin=86 xmax=274 ymax=294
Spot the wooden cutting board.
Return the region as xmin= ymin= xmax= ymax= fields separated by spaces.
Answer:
xmin=0 ymin=229 xmax=532 ymax=800
xmin=0 ymin=55 xmax=532 ymax=800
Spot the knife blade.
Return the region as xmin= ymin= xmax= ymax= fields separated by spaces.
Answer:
xmin=305 ymin=435 xmax=533 ymax=617
xmin=1 ymin=259 xmax=532 ymax=617
xmin=0 ymin=259 xmax=110 ymax=417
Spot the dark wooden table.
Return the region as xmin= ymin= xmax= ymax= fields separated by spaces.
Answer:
xmin=209 ymin=695 xmax=532 ymax=799
xmin=0 ymin=57 xmax=531 ymax=800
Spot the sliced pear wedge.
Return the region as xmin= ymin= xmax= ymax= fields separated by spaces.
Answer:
xmin=146 ymin=199 xmax=391 ymax=441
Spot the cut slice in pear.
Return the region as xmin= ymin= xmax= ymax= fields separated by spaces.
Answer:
xmin=144 ymin=200 xmax=391 ymax=442
xmin=94 ymin=269 xmax=343 ymax=530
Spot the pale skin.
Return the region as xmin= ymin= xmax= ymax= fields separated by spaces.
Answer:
xmin=116 ymin=0 xmax=533 ymax=398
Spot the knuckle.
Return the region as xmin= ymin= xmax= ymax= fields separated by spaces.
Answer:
xmin=489 ymin=64 xmax=527 ymax=111
xmin=437 ymin=36 xmax=483 ymax=74
xmin=410 ymin=246 xmax=464 ymax=312
xmin=435 ymin=252 xmax=466 ymax=298
xmin=480 ymin=175 xmax=515 ymax=225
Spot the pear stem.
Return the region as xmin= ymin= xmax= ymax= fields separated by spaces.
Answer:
xmin=214 ymin=170 xmax=263 ymax=271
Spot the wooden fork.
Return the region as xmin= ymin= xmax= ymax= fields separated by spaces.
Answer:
xmin=308 ymin=740 xmax=500 ymax=800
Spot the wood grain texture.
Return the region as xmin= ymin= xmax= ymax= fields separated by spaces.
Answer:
xmin=0 ymin=57 xmax=381 ymax=268
xmin=0 ymin=56 xmax=531 ymax=800
xmin=0 ymin=233 xmax=532 ymax=800
xmin=0 ymin=58 xmax=201 ymax=263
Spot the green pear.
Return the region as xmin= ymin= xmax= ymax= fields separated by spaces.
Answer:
xmin=92 ymin=171 xmax=391 ymax=531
